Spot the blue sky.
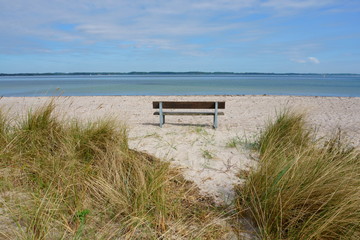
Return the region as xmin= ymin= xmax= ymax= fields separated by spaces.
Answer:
xmin=0 ymin=0 xmax=359 ymax=73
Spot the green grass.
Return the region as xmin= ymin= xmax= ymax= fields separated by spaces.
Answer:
xmin=226 ymin=135 xmax=259 ymax=150
xmin=193 ymin=126 xmax=208 ymax=135
xmin=226 ymin=137 xmax=241 ymax=148
xmin=202 ymin=149 xmax=214 ymax=159
xmin=235 ymin=109 xmax=360 ymax=239
xmin=0 ymin=102 xmax=231 ymax=239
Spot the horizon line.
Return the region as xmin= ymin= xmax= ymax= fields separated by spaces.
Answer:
xmin=1 ymin=71 xmax=359 ymax=76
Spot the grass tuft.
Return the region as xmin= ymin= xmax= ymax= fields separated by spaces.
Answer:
xmin=226 ymin=135 xmax=259 ymax=150
xmin=257 ymin=109 xmax=310 ymax=155
xmin=235 ymin=109 xmax=360 ymax=239
xmin=202 ymin=149 xmax=214 ymax=159
xmin=0 ymin=102 xmax=231 ymax=239
xmin=0 ymin=109 xmax=9 ymax=148
xmin=226 ymin=137 xmax=242 ymax=148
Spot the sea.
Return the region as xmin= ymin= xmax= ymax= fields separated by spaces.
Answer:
xmin=1 ymin=74 xmax=359 ymax=97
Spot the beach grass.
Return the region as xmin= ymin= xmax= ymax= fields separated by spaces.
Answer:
xmin=0 ymin=102 xmax=231 ymax=239
xmin=235 ymin=110 xmax=360 ymax=239
xmin=226 ymin=135 xmax=259 ymax=151
xmin=226 ymin=137 xmax=242 ymax=148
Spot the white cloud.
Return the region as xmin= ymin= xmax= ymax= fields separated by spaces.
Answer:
xmin=308 ymin=56 xmax=320 ymax=64
xmin=262 ymin=0 xmax=335 ymax=10
xmin=0 ymin=0 xmax=349 ymax=58
xmin=0 ymin=0 xmax=338 ymax=39
xmin=0 ymin=0 xmax=257 ymax=55
xmin=291 ymin=57 xmax=320 ymax=64
xmin=292 ymin=59 xmax=307 ymax=63
xmin=191 ymin=0 xmax=258 ymax=10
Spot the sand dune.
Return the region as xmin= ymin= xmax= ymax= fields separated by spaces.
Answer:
xmin=2 ymin=95 xmax=360 ymax=203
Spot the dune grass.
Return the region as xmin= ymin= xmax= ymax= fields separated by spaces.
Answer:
xmin=0 ymin=102 xmax=231 ymax=239
xmin=235 ymin=110 xmax=360 ymax=239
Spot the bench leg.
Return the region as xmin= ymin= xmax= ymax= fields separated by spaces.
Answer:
xmin=163 ymin=115 xmax=165 ymax=124
xmin=159 ymin=102 xmax=163 ymax=127
xmin=213 ymin=102 xmax=218 ymax=129
xmin=214 ymin=114 xmax=218 ymax=129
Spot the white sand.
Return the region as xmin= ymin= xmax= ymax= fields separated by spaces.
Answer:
xmin=1 ymin=95 xmax=360 ymax=203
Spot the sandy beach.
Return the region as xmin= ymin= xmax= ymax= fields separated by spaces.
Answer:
xmin=1 ymin=95 xmax=360 ymax=203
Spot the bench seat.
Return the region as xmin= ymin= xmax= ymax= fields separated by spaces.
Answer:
xmin=153 ymin=101 xmax=225 ymax=128
xmin=154 ymin=112 xmax=224 ymax=116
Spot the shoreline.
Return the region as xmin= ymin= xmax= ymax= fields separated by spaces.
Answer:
xmin=1 ymin=95 xmax=360 ymax=202
xmin=2 ymin=94 xmax=360 ymax=98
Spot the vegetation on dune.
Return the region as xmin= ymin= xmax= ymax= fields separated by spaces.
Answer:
xmin=0 ymin=102 xmax=231 ymax=239
xmin=236 ymin=110 xmax=360 ymax=239
xmin=4 ymin=102 xmax=359 ymax=240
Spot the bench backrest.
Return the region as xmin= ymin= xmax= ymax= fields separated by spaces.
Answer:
xmin=153 ymin=101 xmax=225 ymax=109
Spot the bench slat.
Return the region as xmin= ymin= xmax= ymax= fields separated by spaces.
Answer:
xmin=153 ymin=101 xmax=225 ymax=109
xmin=154 ymin=112 xmax=224 ymax=116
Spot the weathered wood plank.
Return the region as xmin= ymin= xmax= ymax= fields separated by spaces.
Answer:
xmin=153 ymin=101 xmax=225 ymax=109
xmin=154 ymin=112 xmax=224 ymax=116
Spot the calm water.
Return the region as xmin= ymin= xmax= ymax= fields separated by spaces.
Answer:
xmin=1 ymin=74 xmax=359 ymax=97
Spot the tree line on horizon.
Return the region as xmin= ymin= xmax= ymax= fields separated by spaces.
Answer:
xmin=1 ymin=72 xmax=357 ymax=76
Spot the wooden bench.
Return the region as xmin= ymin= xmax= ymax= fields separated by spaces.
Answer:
xmin=153 ymin=101 xmax=225 ymax=128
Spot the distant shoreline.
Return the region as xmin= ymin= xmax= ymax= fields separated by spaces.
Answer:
xmin=2 ymin=74 xmax=359 ymax=97
xmin=1 ymin=72 xmax=360 ymax=76
xmin=0 ymin=94 xmax=360 ymax=97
